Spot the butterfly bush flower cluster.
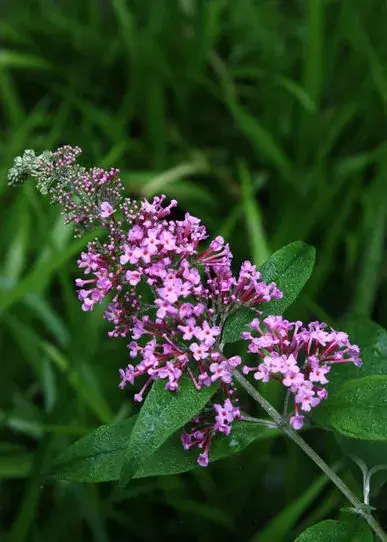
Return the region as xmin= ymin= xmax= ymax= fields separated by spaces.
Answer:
xmin=241 ymin=317 xmax=362 ymax=429
xmin=8 ymin=146 xmax=362 ymax=467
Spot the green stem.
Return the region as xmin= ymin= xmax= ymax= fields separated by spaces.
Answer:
xmin=233 ymin=369 xmax=387 ymax=541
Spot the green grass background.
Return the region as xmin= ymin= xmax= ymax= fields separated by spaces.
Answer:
xmin=0 ymin=0 xmax=386 ymax=540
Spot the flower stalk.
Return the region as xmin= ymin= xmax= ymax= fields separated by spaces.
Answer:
xmin=233 ymin=369 xmax=387 ymax=542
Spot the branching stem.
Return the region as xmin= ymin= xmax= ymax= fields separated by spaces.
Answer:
xmin=233 ymin=369 xmax=387 ymax=541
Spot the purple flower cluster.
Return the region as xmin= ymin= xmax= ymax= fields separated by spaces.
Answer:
xmin=10 ymin=145 xmax=362 ymax=466
xmin=62 ymin=149 xmax=283 ymax=463
xmin=181 ymin=398 xmax=242 ymax=467
xmin=75 ymin=192 xmax=282 ymax=411
xmin=242 ymin=317 xmax=362 ymax=428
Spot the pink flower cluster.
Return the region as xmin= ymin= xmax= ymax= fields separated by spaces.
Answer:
xmin=181 ymin=398 xmax=242 ymax=467
xmin=75 ymin=193 xmax=282 ymax=410
xmin=242 ymin=316 xmax=362 ymax=429
xmin=61 ymin=152 xmax=282 ymax=464
xmin=19 ymin=145 xmax=362 ymax=467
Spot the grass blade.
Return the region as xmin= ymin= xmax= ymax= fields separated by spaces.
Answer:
xmin=238 ymin=159 xmax=269 ymax=266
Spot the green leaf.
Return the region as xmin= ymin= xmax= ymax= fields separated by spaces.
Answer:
xmin=222 ymin=307 xmax=256 ymax=345
xmin=50 ymin=418 xmax=278 ymax=483
xmin=295 ymin=519 xmax=373 ymax=541
xmin=259 ymin=241 xmax=316 ymax=316
xmin=315 ymin=375 xmax=387 ymax=441
xmin=137 ymin=420 xmax=279 ymax=478
xmin=314 ymin=318 xmax=387 ymax=452
xmin=322 ymin=317 xmax=387 ymax=493
xmin=222 ymin=241 xmax=316 ymax=343
xmin=51 ymin=417 xmax=137 ymax=483
xmin=119 ymin=377 xmax=217 ymax=487
xmin=327 ymin=317 xmax=387 ymax=392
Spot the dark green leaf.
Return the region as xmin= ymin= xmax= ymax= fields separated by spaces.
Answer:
xmin=222 ymin=241 xmax=316 ymax=343
xmin=327 ymin=317 xmax=387 ymax=392
xmin=222 ymin=307 xmax=256 ymax=344
xmin=315 ymin=375 xmax=387 ymax=441
xmin=50 ymin=418 xmax=278 ymax=483
xmin=259 ymin=241 xmax=316 ymax=316
xmin=119 ymin=377 xmax=217 ymax=487
xmin=51 ymin=417 xmax=137 ymax=483
xmin=137 ymin=420 xmax=279 ymax=478
xmin=314 ymin=318 xmax=387 ymax=449
xmin=295 ymin=519 xmax=373 ymax=541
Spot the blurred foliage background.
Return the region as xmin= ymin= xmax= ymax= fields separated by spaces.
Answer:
xmin=0 ymin=0 xmax=386 ymax=540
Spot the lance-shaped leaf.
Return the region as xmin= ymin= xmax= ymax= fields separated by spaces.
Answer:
xmin=119 ymin=376 xmax=217 ymax=487
xmin=325 ymin=317 xmax=387 ymax=393
xmin=295 ymin=519 xmax=373 ymax=541
xmin=50 ymin=417 xmax=137 ymax=483
xmin=321 ymin=318 xmax=387 ymax=493
xmin=137 ymin=420 xmax=279 ymax=478
xmin=50 ymin=418 xmax=279 ymax=483
xmin=314 ymin=375 xmax=387 ymax=441
xmin=314 ymin=318 xmax=387 ymax=441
